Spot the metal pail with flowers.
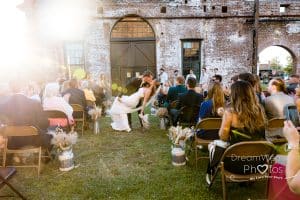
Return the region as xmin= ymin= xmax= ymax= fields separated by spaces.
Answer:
xmin=58 ymin=146 xmax=74 ymax=171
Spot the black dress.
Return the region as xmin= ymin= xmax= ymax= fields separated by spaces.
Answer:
xmin=207 ymin=126 xmax=266 ymax=175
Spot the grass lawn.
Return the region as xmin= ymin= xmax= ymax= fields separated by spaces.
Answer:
xmin=1 ymin=113 xmax=267 ymax=200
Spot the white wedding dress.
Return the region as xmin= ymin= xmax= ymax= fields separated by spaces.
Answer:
xmin=109 ymin=88 xmax=145 ymax=131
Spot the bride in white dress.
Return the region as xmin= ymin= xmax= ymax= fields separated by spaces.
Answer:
xmin=109 ymin=83 xmax=152 ymax=132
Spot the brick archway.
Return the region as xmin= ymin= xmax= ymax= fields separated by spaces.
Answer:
xmin=258 ymin=41 xmax=298 ymax=74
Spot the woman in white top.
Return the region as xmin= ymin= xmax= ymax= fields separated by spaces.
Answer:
xmin=43 ymin=83 xmax=74 ymax=127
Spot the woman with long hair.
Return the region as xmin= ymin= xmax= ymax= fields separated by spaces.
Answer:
xmin=197 ymin=82 xmax=225 ymax=139
xmin=219 ymin=80 xmax=265 ymax=143
xmin=206 ymin=81 xmax=266 ymax=184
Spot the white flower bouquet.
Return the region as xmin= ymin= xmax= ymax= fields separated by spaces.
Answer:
xmin=49 ymin=127 xmax=78 ymax=151
xmin=168 ymin=126 xmax=194 ymax=146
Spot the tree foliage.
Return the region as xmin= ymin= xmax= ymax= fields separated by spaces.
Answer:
xmin=269 ymin=57 xmax=282 ymax=70
xmin=283 ymin=55 xmax=293 ymax=75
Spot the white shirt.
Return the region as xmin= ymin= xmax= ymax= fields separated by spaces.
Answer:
xmin=185 ymin=74 xmax=197 ymax=85
xmin=200 ymin=72 xmax=209 ymax=85
xmin=159 ymin=72 xmax=169 ymax=84
xmin=43 ymin=97 xmax=74 ymax=121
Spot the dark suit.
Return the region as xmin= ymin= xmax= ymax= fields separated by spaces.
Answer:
xmin=0 ymin=94 xmax=51 ymax=149
xmin=62 ymin=88 xmax=87 ymax=118
xmin=170 ymin=89 xmax=203 ymax=126
xmin=177 ymin=90 xmax=203 ymax=109
xmin=125 ymin=77 xmax=142 ymax=95
xmin=62 ymin=88 xmax=86 ymax=109
xmin=124 ymin=77 xmax=143 ymax=128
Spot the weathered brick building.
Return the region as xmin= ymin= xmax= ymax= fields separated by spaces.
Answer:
xmin=22 ymin=0 xmax=300 ymax=87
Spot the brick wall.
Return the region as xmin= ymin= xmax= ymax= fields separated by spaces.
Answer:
xmin=33 ymin=0 xmax=300 ymax=83
xmin=84 ymin=0 xmax=300 ymax=82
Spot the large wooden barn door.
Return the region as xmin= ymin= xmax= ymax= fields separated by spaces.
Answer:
xmin=110 ymin=16 xmax=156 ymax=91
xmin=111 ymin=40 xmax=155 ymax=86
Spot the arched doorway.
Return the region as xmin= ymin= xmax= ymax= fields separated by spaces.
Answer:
xmin=110 ymin=15 xmax=156 ymax=89
xmin=258 ymin=45 xmax=295 ymax=83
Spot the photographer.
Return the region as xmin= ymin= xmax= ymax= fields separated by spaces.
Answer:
xmin=283 ymin=120 xmax=300 ymax=194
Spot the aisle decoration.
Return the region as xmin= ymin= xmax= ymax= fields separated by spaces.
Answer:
xmin=49 ymin=127 xmax=78 ymax=171
xmin=168 ymin=126 xmax=194 ymax=166
xmin=88 ymin=107 xmax=102 ymax=134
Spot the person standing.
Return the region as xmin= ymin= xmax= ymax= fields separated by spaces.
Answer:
xmin=172 ymin=69 xmax=179 ymax=86
xmin=158 ymin=68 xmax=168 ymax=85
xmin=200 ymin=67 xmax=209 ymax=90
xmin=185 ymin=69 xmax=197 ymax=85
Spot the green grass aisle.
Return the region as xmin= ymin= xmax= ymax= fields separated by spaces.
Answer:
xmin=1 ymin=112 xmax=266 ymax=199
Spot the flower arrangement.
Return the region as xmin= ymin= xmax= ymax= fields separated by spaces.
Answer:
xmin=88 ymin=107 xmax=102 ymax=120
xmin=168 ymin=126 xmax=194 ymax=147
xmin=49 ymin=127 xmax=78 ymax=151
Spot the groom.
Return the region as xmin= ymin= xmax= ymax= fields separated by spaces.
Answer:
xmin=124 ymin=70 xmax=155 ymax=129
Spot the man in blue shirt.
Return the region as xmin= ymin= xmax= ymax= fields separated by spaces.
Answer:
xmin=164 ymin=76 xmax=187 ymax=109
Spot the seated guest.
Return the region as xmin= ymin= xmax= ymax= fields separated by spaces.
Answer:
xmin=170 ymin=77 xmax=203 ymax=126
xmin=295 ymin=87 xmax=300 ymax=113
xmin=43 ymin=83 xmax=74 ymax=127
xmin=157 ymin=81 xmax=170 ymax=107
xmin=196 ymin=82 xmax=225 ymax=139
xmin=219 ymin=80 xmax=265 ymax=143
xmin=238 ymin=72 xmax=256 ymax=87
xmin=212 ymin=74 xmax=222 ymax=84
xmin=62 ymin=78 xmax=87 ymax=118
xmin=254 ymin=74 xmax=266 ymax=104
xmin=206 ymin=81 xmax=266 ymax=183
xmin=287 ymin=74 xmax=300 ymax=95
xmin=26 ymin=81 xmax=41 ymax=103
xmin=81 ymin=80 xmax=96 ymax=108
xmin=0 ymin=79 xmax=52 ymax=150
xmin=264 ymin=78 xmax=294 ymax=139
xmin=60 ymin=80 xmax=70 ymax=94
xmin=164 ymin=76 xmax=187 ymax=109
xmin=223 ymin=75 xmax=238 ymax=102
xmin=238 ymin=72 xmax=264 ymax=104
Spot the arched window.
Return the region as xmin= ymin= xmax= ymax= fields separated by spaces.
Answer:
xmin=111 ymin=17 xmax=155 ymax=39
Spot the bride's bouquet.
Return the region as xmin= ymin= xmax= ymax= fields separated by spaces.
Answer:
xmin=139 ymin=113 xmax=150 ymax=129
